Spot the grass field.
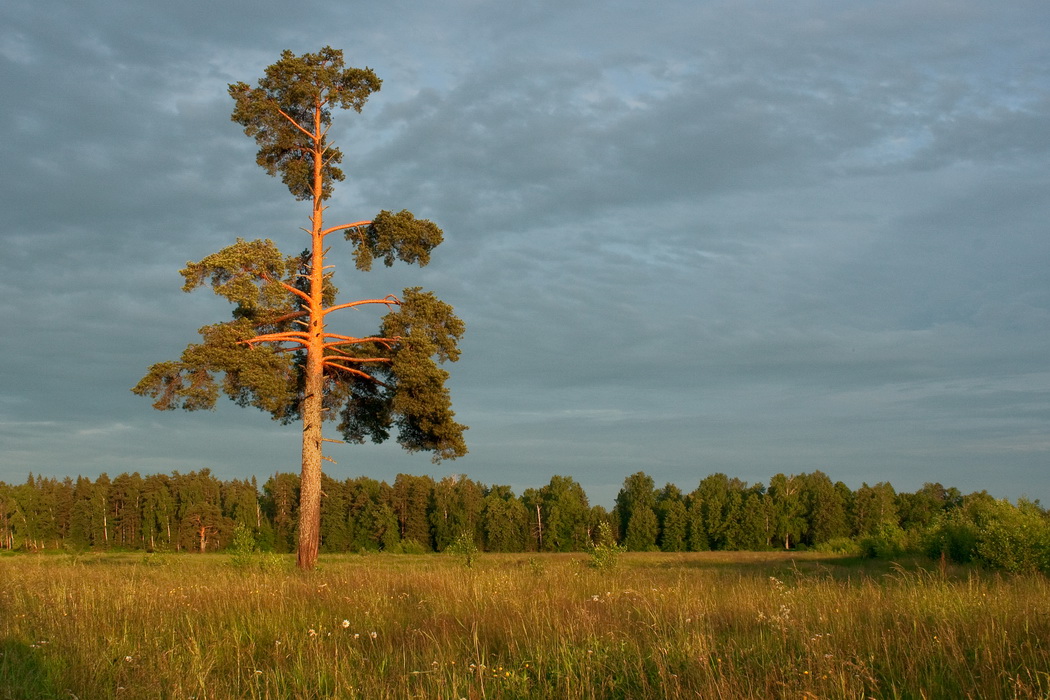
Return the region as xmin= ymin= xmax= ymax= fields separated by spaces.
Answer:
xmin=1 ymin=551 xmax=1048 ymax=699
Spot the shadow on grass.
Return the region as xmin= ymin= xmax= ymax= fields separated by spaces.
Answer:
xmin=0 ymin=639 xmax=62 ymax=700
xmin=633 ymin=551 xmax=943 ymax=580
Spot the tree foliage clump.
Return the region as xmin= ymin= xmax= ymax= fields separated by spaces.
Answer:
xmin=228 ymin=46 xmax=381 ymax=201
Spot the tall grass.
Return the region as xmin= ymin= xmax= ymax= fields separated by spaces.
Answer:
xmin=1 ymin=552 xmax=1048 ymax=699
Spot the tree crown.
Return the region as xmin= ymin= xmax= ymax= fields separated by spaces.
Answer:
xmin=228 ymin=47 xmax=381 ymax=200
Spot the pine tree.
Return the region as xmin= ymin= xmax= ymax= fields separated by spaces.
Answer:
xmin=134 ymin=48 xmax=466 ymax=569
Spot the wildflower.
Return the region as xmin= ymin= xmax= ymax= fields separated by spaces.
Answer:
xmin=124 ymin=656 xmax=133 ymax=662
xmin=370 ymin=631 xmax=378 ymax=639
xmin=341 ymin=619 xmax=350 ymax=628
xmin=308 ymin=629 xmax=317 ymax=638
xmin=353 ymin=633 xmax=360 ymax=639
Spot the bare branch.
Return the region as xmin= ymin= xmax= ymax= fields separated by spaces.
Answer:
xmin=322 ymin=295 xmax=401 ymax=316
xmin=258 ymin=271 xmax=312 ymax=305
xmin=272 ymin=101 xmax=319 ymax=141
xmin=322 ymin=360 xmax=378 ymax=381
xmin=321 ymin=220 xmax=372 ymax=238
xmin=260 ymin=309 xmax=308 ymax=327
xmin=324 ymin=332 xmax=398 ymax=347
xmin=244 ymin=330 xmax=309 ymax=346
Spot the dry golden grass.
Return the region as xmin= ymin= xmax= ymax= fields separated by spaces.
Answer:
xmin=1 ymin=551 xmax=1048 ymax=699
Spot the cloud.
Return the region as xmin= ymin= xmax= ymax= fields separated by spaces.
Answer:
xmin=1 ymin=0 xmax=1048 ymax=503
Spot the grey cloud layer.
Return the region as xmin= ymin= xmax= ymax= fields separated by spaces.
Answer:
xmin=1 ymin=0 xmax=1048 ymax=502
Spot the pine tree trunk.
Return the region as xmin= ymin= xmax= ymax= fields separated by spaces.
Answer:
xmin=296 ymin=106 xmax=328 ymax=571
xmin=297 ymin=356 xmax=324 ymax=569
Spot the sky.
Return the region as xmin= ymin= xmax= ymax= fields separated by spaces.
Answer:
xmin=1 ymin=1 xmax=1048 ymax=507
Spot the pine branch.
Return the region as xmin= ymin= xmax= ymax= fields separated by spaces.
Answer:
xmin=322 ymin=296 xmax=401 ymax=316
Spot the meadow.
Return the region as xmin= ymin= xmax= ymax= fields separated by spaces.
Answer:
xmin=1 ymin=551 xmax=1048 ymax=699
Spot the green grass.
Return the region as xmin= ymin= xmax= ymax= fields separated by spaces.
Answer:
xmin=1 ymin=552 xmax=1048 ymax=699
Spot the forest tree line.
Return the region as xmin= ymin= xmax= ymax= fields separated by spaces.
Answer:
xmin=1 ymin=469 xmax=1048 ymax=573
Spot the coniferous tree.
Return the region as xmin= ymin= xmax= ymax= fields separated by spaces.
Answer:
xmin=319 ymin=474 xmax=351 ymax=552
xmin=92 ymin=473 xmax=112 ymax=548
xmin=110 ymin=472 xmax=144 ymax=548
xmin=261 ymin=472 xmax=300 ymax=553
xmin=684 ymin=493 xmax=709 ymax=551
xmin=141 ymin=473 xmax=176 ymax=550
xmin=343 ymin=476 xmax=398 ymax=551
xmin=133 ymin=47 xmax=466 ymax=569
xmin=0 ymin=481 xmax=19 ymax=550
xmin=392 ymin=473 xmax=434 ymax=549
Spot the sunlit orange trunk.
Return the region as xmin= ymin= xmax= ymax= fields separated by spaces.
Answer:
xmin=296 ymin=99 xmax=327 ymax=571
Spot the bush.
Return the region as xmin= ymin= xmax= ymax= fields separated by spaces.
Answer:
xmin=859 ymin=524 xmax=908 ymax=559
xmin=387 ymin=539 xmax=428 ymax=555
xmin=925 ymin=498 xmax=1050 ymax=574
xmin=445 ymin=531 xmax=479 ymax=568
xmin=589 ymin=521 xmax=625 ymax=570
xmin=972 ymin=500 xmax=1050 ymax=574
xmin=228 ymin=524 xmax=258 ymax=569
xmin=924 ymin=511 xmax=980 ymax=564
xmin=814 ymin=537 xmax=861 ymax=556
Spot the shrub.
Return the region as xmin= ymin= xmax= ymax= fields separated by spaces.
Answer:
xmin=814 ymin=537 xmax=861 ymax=556
xmin=972 ymin=500 xmax=1050 ymax=574
xmin=859 ymin=523 xmax=908 ymax=559
xmin=589 ymin=521 xmax=625 ymax=570
xmin=387 ymin=538 xmax=428 ymax=555
xmin=445 ymin=531 xmax=479 ymax=568
xmin=926 ymin=498 xmax=1050 ymax=574
xmin=228 ymin=524 xmax=258 ymax=568
xmin=924 ymin=511 xmax=980 ymax=564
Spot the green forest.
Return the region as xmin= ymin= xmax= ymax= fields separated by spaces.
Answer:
xmin=2 ymin=469 xmax=1048 ymax=574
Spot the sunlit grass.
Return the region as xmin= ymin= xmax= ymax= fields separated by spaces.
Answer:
xmin=1 ymin=552 xmax=1048 ymax=698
